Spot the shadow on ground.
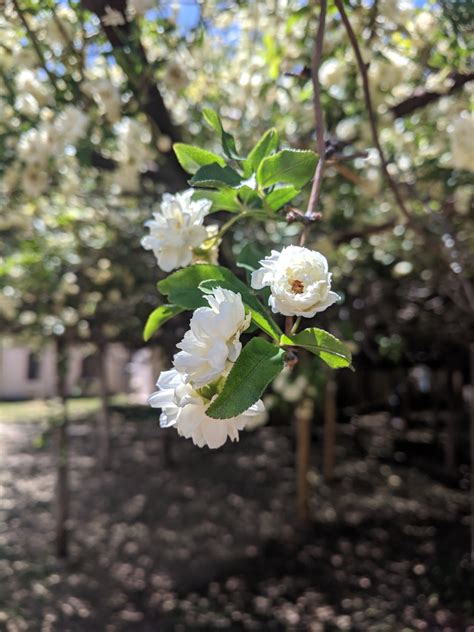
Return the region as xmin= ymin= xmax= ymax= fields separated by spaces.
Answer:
xmin=0 ymin=416 xmax=472 ymax=631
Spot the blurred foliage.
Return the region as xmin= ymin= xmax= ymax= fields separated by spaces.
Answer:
xmin=0 ymin=0 xmax=472 ymax=371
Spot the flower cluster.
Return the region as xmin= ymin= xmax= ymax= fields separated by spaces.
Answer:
xmin=142 ymin=190 xmax=216 ymax=272
xmin=149 ymin=287 xmax=265 ymax=449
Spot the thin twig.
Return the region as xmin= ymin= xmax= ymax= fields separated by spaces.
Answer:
xmin=334 ymin=0 xmax=412 ymax=224
xmin=300 ymin=0 xmax=328 ymax=249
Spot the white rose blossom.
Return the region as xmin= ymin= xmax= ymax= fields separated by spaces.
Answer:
xmin=174 ymin=288 xmax=250 ymax=387
xmin=149 ymin=368 xmax=265 ymax=449
xmin=251 ymin=245 xmax=340 ymax=318
xmin=449 ymin=113 xmax=474 ymax=172
xmin=141 ymin=190 xmax=213 ymax=272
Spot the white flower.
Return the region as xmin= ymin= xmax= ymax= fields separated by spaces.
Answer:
xmin=251 ymin=245 xmax=340 ymax=318
xmin=54 ymin=106 xmax=88 ymax=145
xmin=319 ymin=59 xmax=345 ymax=88
xmin=17 ymin=126 xmax=54 ymax=165
xmin=87 ymin=79 xmax=122 ymax=123
xmin=449 ymin=114 xmax=474 ymax=172
xmin=336 ymin=117 xmax=358 ymax=142
xmin=101 ymin=6 xmax=126 ymax=26
xmin=127 ymin=0 xmax=155 ymax=17
xmin=149 ymin=368 xmax=265 ymax=449
xmin=141 ymin=190 xmax=212 ymax=272
xmin=15 ymin=69 xmax=50 ymax=105
xmin=174 ymin=288 xmax=250 ymax=387
xmin=15 ymin=94 xmax=39 ymax=118
xmin=21 ymin=164 xmax=48 ymax=197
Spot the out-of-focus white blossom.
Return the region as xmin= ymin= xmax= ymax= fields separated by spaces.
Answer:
xmin=21 ymin=164 xmax=49 ymax=197
xmin=86 ymin=79 xmax=122 ymax=123
xmin=17 ymin=126 xmax=55 ymax=165
xmin=319 ymin=59 xmax=345 ymax=88
xmin=251 ymin=245 xmax=340 ymax=318
xmin=15 ymin=93 xmax=40 ymax=118
xmin=449 ymin=113 xmax=474 ymax=172
xmin=127 ymin=0 xmax=155 ymax=18
xmin=101 ymin=6 xmax=126 ymax=27
xmin=149 ymin=368 xmax=265 ymax=449
xmin=336 ymin=117 xmax=358 ymax=142
xmin=54 ymin=106 xmax=88 ymax=145
xmin=141 ymin=190 xmax=212 ymax=272
xmin=174 ymin=288 xmax=250 ymax=387
xmin=15 ymin=69 xmax=50 ymax=105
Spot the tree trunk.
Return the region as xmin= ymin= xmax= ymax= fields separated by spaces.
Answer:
xmin=97 ymin=343 xmax=111 ymax=469
xmin=323 ymin=377 xmax=337 ymax=481
xmin=55 ymin=337 xmax=69 ymax=559
xmin=295 ymin=398 xmax=314 ymax=520
xmin=445 ymin=369 xmax=462 ymax=474
xmin=469 ymin=343 xmax=474 ymax=564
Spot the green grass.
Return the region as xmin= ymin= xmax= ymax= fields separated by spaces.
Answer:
xmin=0 ymin=395 xmax=129 ymax=424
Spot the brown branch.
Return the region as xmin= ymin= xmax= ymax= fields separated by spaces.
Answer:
xmin=81 ymin=0 xmax=186 ymax=186
xmin=299 ymin=0 xmax=327 ymax=251
xmin=334 ymin=0 xmax=412 ymax=226
xmin=285 ymin=0 xmax=327 ymax=338
xmin=391 ymin=72 xmax=474 ymax=119
xmin=333 ymin=219 xmax=397 ymax=245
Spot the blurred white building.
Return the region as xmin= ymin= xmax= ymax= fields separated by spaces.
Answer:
xmin=0 ymin=342 xmax=131 ymax=400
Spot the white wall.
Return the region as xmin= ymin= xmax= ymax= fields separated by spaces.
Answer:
xmin=0 ymin=342 xmax=131 ymax=400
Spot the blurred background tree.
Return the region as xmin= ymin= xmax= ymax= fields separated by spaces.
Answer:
xmin=0 ymin=0 xmax=473 ymax=626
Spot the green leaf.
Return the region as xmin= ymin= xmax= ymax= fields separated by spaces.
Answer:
xmin=244 ymin=128 xmax=279 ymax=176
xmin=173 ymin=143 xmax=225 ymax=174
xmin=192 ymin=189 xmax=241 ymax=212
xmin=158 ymin=264 xmax=239 ymax=309
xmin=236 ymin=242 xmax=265 ymax=273
xmin=198 ymin=278 xmax=281 ymax=341
xmin=257 ymin=149 xmax=317 ymax=189
xmin=280 ymin=328 xmax=352 ymax=369
xmin=264 ymin=186 xmax=301 ymax=211
xmin=189 ymin=164 xmax=242 ymax=189
xmin=202 ymin=108 xmax=240 ymax=159
xmin=143 ymin=304 xmax=184 ymax=341
xmin=206 ymin=337 xmax=285 ymax=419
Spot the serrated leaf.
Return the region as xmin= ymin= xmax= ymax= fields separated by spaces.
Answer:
xmin=202 ymin=108 xmax=240 ymax=159
xmin=264 ymin=186 xmax=301 ymax=211
xmin=280 ymin=328 xmax=352 ymax=369
xmin=189 ymin=163 xmax=242 ymax=189
xmin=173 ymin=143 xmax=225 ymax=174
xmin=192 ymin=189 xmax=241 ymax=212
xmin=198 ymin=278 xmax=281 ymax=341
xmin=143 ymin=304 xmax=184 ymax=341
xmin=244 ymin=128 xmax=279 ymax=176
xmin=158 ymin=264 xmax=239 ymax=309
xmin=257 ymin=149 xmax=317 ymax=189
xmin=206 ymin=337 xmax=285 ymax=419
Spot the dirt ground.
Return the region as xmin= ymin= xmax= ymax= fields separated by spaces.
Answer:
xmin=0 ymin=413 xmax=472 ymax=631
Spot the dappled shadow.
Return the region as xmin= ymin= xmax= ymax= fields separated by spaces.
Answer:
xmin=0 ymin=418 xmax=471 ymax=631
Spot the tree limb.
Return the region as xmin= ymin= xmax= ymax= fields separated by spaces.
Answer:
xmin=391 ymin=72 xmax=474 ymax=119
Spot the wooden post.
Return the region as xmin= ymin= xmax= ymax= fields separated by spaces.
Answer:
xmin=97 ymin=342 xmax=111 ymax=469
xmin=323 ymin=377 xmax=337 ymax=481
xmin=296 ymin=398 xmax=314 ymax=520
xmin=55 ymin=336 xmax=69 ymax=559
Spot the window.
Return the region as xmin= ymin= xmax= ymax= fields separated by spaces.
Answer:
xmin=27 ymin=352 xmax=40 ymax=380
